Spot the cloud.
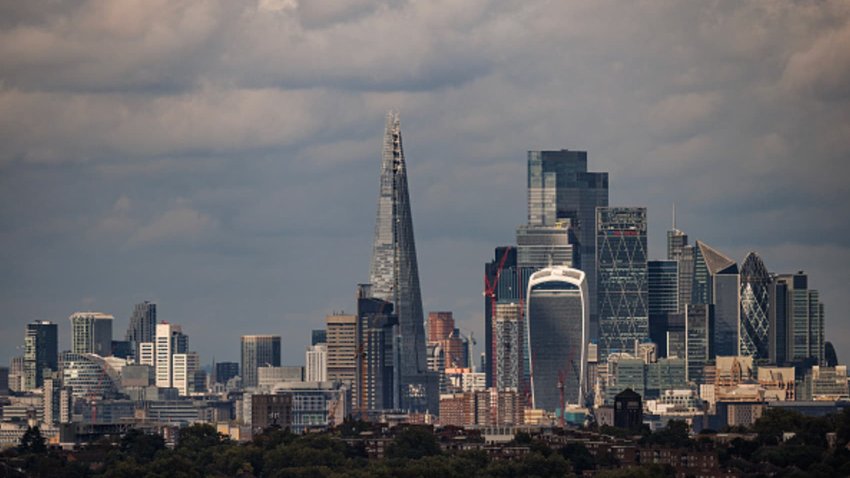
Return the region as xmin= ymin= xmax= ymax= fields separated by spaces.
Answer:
xmin=128 ymin=203 xmax=219 ymax=247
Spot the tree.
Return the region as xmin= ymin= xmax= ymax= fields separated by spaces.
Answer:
xmin=19 ymin=426 xmax=46 ymax=454
xmin=385 ymin=426 xmax=441 ymax=460
xmin=120 ymin=428 xmax=165 ymax=462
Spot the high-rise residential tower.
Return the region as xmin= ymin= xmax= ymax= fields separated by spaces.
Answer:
xmin=23 ymin=321 xmax=58 ymax=390
xmin=156 ymin=322 xmax=189 ymax=388
xmin=527 ymin=150 xmax=608 ymax=335
xmin=596 ymin=207 xmax=649 ymax=361
xmin=526 ymin=267 xmax=588 ymax=411
xmin=70 ymin=312 xmax=114 ymax=356
xmin=740 ymin=252 xmax=771 ymax=359
xmin=368 ymin=112 xmax=434 ymax=412
xmin=126 ymin=301 xmax=156 ymax=358
xmin=240 ymin=335 xmax=281 ymax=389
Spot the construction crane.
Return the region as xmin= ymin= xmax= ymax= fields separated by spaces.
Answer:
xmin=483 ymin=246 xmax=512 ymax=381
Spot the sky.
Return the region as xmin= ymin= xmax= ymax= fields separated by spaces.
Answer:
xmin=1 ymin=0 xmax=849 ymax=367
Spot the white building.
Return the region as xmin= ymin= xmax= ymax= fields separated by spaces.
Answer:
xmin=305 ymin=344 xmax=328 ymax=382
xmin=172 ymin=352 xmax=200 ymax=396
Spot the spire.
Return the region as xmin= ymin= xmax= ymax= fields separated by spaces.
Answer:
xmin=672 ymin=203 xmax=676 ymax=230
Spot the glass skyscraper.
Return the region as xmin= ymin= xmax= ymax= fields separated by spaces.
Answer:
xmin=125 ymin=301 xmax=156 ymax=358
xmin=368 ymin=112 xmax=435 ymax=412
xmin=23 ymin=320 xmax=58 ymax=390
xmin=692 ymin=241 xmax=739 ymax=357
xmin=596 ymin=207 xmax=648 ymax=361
xmin=772 ymin=272 xmax=824 ymax=364
xmin=527 ymin=150 xmax=608 ymax=336
xmin=648 ymin=260 xmax=679 ymax=357
xmin=240 ymin=335 xmax=280 ymax=389
xmin=526 ymin=266 xmax=588 ymax=411
xmin=70 ymin=312 xmax=114 ymax=356
xmin=740 ymin=252 xmax=771 ymax=359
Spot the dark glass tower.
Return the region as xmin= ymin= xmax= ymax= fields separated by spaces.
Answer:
xmin=369 ymin=112 xmax=433 ymax=411
xmin=23 ymin=321 xmax=58 ymax=390
xmin=692 ymin=241 xmax=739 ymax=357
xmin=596 ymin=207 xmax=648 ymax=361
xmin=527 ymin=150 xmax=608 ymax=336
xmin=126 ymin=301 xmax=156 ymax=358
xmin=740 ymin=252 xmax=771 ymax=359
xmin=648 ymin=260 xmax=679 ymax=357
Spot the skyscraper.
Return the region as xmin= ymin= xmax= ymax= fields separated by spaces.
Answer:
xmin=126 ymin=301 xmax=156 ymax=358
xmin=326 ymin=314 xmax=357 ymax=393
xmin=156 ymin=322 xmax=189 ymax=388
xmin=23 ymin=321 xmax=58 ymax=390
xmin=240 ymin=335 xmax=281 ymax=389
xmin=368 ymin=112 xmax=434 ymax=412
xmin=596 ymin=207 xmax=649 ymax=361
xmin=685 ymin=304 xmax=714 ymax=383
xmin=305 ymin=344 xmax=328 ymax=382
xmin=773 ymin=272 xmax=824 ymax=364
xmin=527 ymin=150 xmax=608 ymax=335
xmin=526 ymin=266 xmax=588 ymax=411
xmin=494 ymin=303 xmax=522 ymax=391
xmin=356 ymin=286 xmax=398 ymax=412
xmin=70 ymin=312 xmax=114 ymax=356
xmin=648 ymin=260 xmax=679 ymax=357
xmin=485 ymin=246 xmax=520 ymax=388
xmin=693 ymin=241 xmax=739 ymax=357
xmin=740 ymin=252 xmax=771 ymax=359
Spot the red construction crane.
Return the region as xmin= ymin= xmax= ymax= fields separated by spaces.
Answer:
xmin=484 ymin=246 xmax=512 ymax=385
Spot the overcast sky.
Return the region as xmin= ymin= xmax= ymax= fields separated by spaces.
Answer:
xmin=1 ymin=0 xmax=849 ymax=368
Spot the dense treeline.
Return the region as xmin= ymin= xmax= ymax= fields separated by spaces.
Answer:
xmin=3 ymin=408 xmax=850 ymax=477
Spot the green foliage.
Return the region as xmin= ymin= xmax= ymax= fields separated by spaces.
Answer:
xmin=639 ymin=420 xmax=692 ymax=448
xmin=19 ymin=426 xmax=47 ymax=454
xmin=119 ymin=428 xmax=165 ymax=462
xmin=384 ymin=426 xmax=441 ymax=460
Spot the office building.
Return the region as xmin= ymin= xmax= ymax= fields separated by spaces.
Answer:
xmin=693 ymin=241 xmax=740 ymax=357
xmin=305 ymin=344 xmax=327 ymax=382
xmin=70 ymin=312 xmax=114 ymax=356
xmin=126 ymin=301 xmax=156 ymax=358
xmin=597 ymin=207 xmax=649 ymax=361
xmin=614 ymin=388 xmax=643 ymax=431
xmin=269 ymin=381 xmax=349 ymax=433
xmin=23 ymin=320 xmax=58 ymax=390
xmin=772 ymin=272 xmax=824 ymax=364
xmin=326 ymin=314 xmax=357 ymax=389
xmin=526 ymin=266 xmax=588 ymax=411
xmin=484 ymin=246 xmax=520 ymax=388
xmin=495 ymin=303 xmax=522 ymax=391
xmin=172 ymin=352 xmax=200 ymax=396
xmin=258 ymin=366 xmax=304 ymax=388
xmin=368 ymin=113 xmax=434 ymax=412
xmin=739 ymin=252 xmax=771 ymax=359
xmin=138 ymin=342 xmax=155 ymax=367
xmin=215 ymin=362 xmax=239 ymax=385
xmin=0 ymin=367 xmax=9 ymax=395
xmin=311 ymin=329 xmax=327 ymax=346
xmin=685 ymin=304 xmax=714 ymax=383
xmin=156 ymin=323 xmax=189 ymax=389
xmin=60 ymin=352 xmax=119 ymax=399
xmin=526 ymin=150 xmax=608 ymax=336
xmin=251 ymin=394 xmax=293 ymax=434
xmin=427 ymin=311 xmax=465 ymax=369
xmin=356 ymin=285 xmax=398 ymax=412
xmin=516 ymin=223 xmax=577 ymax=270
xmin=241 ymin=335 xmax=281 ymax=389
xmin=648 ymin=261 xmax=679 ymax=358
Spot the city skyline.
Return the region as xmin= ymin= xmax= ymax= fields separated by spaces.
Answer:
xmin=1 ymin=1 xmax=849 ymax=369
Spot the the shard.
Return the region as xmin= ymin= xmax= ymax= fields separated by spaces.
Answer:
xmin=369 ymin=112 xmax=435 ymax=411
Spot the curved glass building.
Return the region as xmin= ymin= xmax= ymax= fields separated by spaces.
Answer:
xmin=526 ymin=267 xmax=588 ymax=411
xmin=740 ymin=252 xmax=771 ymax=358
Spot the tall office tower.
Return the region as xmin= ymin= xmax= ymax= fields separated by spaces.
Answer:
xmin=428 ymin=311 xmax=454 ymax=342
xmin=70 ymin=312 xmax=114 ymax=356
xmin=43 ymin=373 xmax=61 ymax=425
xmin=495 ymin=303 xmax=522 ymax=391
xmin=427 ymin=312 xmax=465 ymax=369
xmin=685 ymin=304 xmax=714 ymax=383
xmin=240 ymin=335 xmax=281 ymax=389
xmin=311 ymin=329 xmax=327 ymax=346
xmin=156 ymin=323 xmax=189 ymax=388
xmin=368 ymin=112 xmax=434 ymax=412
xmin=664 ymin=313 xmax=686 ymax=359
xmin=126 ymin=301 xmax=156 ymax=358
xmin=306 ymin=344 xmax=328 ymax=382
xmin=692 ymin=241 xmax=739 ymax=356
xmin=596 ymin=207 xmax=649 ymax=361
xmin=666 ymin=214 xmax=693 ymax=307
xmin=648 ymin=261 xmax=679 ymax=358
xmin=773 ymin=272 xmax=824 ymax=364
xmin=516 ymin=223 xmax=577 ymax=270
xmin=0 ymin=367 xmax=8 ymax=395
xmin=23 ymin=321 xmax=58 ymax=390
xmin=485 ymin=246 xmax=519 ymax=387
xmin=215 ymin=362 xmax=239 ymax=385
xmin=356 ymin=285 xmax=399 ymax=412
xmin=326 ymin=314 xmax=357 ymax=392
xmin=527 ymin=267 xmax=588 ymax=411
xmin=527 ymin=150 xmax=608 ymax=336
xmin=740 ymin=253 xmax=771 ymax=359
xmin=172 ymin=352 xmax=199 ymax=396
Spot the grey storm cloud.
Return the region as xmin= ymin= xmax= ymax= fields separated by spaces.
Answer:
xmin=1 ymin=0 xmax=849 ymax=365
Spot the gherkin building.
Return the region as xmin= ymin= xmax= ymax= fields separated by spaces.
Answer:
xmin=740 ymin=252 xmax=771 ymax=358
